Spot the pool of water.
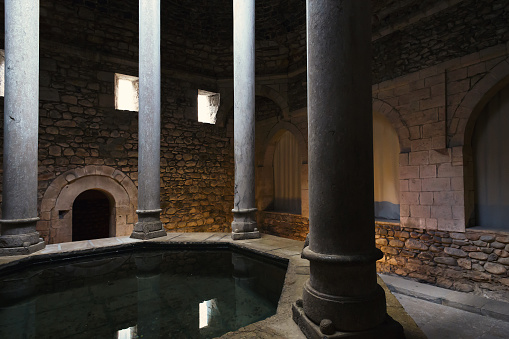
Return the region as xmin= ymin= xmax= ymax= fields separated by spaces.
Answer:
xmin=0 ymin=248 xmax=287 ymax=339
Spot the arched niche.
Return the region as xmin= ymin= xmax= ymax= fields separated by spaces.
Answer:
xmin=458 ymin=62 xmax=509 ymax=228
xmin=257 ymin=121 xmax=308 ymax=217
xmin=38 ymin=166 xmax=138 ymax=244
xmin=372 ymin=98 xmax=410 ymax=153
xmin=466 ymin=83 xmax=509 ymax=230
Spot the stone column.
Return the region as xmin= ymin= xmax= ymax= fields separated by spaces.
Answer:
xmin=231 ymin=0 xmax=260 ymax=240
xmin=131 ymin=0 xmax=166 ymax=240
xmin=292 ymin=1 xmax=404 ymax=337
xmin=0 ymin=0 xmax=45 ymax=256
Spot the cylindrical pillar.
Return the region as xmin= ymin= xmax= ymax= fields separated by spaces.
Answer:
xmin=231 ymin=0 xmax=260 ymax=240
xmin=131 ymin=0 xmax=166 ymax=240
xmin=292 ymin=1 xmax=404 ymax=337
xmin=0 ymin=0 xmax=45 ymax=256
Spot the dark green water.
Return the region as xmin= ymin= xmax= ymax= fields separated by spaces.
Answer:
xmin=0 ymin=249 xmax=287 ymax=339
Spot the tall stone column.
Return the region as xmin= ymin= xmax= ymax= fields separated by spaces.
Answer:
xmin=0 ymin=0 xmax=45 ymax=256
xmin=231 ymin=0 xmax=260 ymax=240
xmin=292 ymin=1 xmax=404 ymax=337
xmin=131 ymin=0 xmax=166 ymax=240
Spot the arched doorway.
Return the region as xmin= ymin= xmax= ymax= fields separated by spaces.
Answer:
xmin=39 ymin=166 xmax=138 ymax=244
xmin=72 ymin=190 xmax=112 ymax=241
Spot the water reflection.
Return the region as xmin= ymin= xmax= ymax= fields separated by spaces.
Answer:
xmin=0 ymin=250 xmax=286 ymax=339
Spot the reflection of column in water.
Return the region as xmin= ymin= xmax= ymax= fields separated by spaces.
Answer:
xmin=0 ymin=272 xmax=40 ymax=339
xmin=231 ymin=252 xmax=257 ymax=328
xmin=135 ymin=253 xmax=163 ymax=338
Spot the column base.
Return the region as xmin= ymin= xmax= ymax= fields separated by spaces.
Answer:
xmin=232 ymin=230 xmax=260 ymax=240
xmin=130 ymin=209 xmax=166 ymax=240
xmin=0 ymin=238 xmax=45 ymax=256
xmin=292 ymin=300 xmax=405 ymax=339
xmin=231 ymin=208 xmax=260 ymax=240
xmin=0 ymin=218 xmax=46 ymax=256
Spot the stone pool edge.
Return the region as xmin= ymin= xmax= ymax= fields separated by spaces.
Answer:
xmin=0 ymin=233 xmax=426 ymax=338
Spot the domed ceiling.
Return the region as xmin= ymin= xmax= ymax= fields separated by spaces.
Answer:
xmin=36 ymin=0 xmax=446 ymax=79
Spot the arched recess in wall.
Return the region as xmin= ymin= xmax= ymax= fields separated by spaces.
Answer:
xmin=373 ymin=111 xmax=401 ymax=220
xmin=465 ymin=83 xmax=509 ymax=231
xmin=456 ymin=59 xmax=509 ymax=228
xmin=372 ymin=98 xmax=410 ymax=153
xmin=258 ymin=121 xmax=308 ymax=216
xmin=38 ymin=166 xmax=138 ymax=244
xmin=217 ymin=84 xmax=289 ymax=127
xmin=451 ymin=58 xmax=509 ymax=148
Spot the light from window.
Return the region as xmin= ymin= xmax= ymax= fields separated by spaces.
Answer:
xmin=115 ymin=73 xmax=139 ymax=111
xmin=0 ymin=49 xmax=4 ymax=97
xmin=198 ymin=90 xmax=220 ymax=124
xmin=117 ymin=326 xmax=137 ymax=339
xmin=199 ymin=299 xmax=218 ymax=329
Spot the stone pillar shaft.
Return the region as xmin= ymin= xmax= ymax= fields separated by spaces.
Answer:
xmin=231 ymin=0 xmax=260 ymax=240
xmin=131 ymin=0 xmax=166 ymax=240
xmin=0 ymin=0 xmax=45 ymax=255
xmin=293 ymin=1 xmax=403 ymax=337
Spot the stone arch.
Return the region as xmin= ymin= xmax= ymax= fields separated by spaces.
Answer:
xmin=456 ymin=60 xmax=509 ymax=228
xmin=38 ymin=166 xmax=138 ymax=244
xmin=372 ymin=98 xmax=410 ymax=152
xmin=257 ymin=121 xmax=308 ymax=216
xmin=448 ymin=58 xmax=509 ymax=147
xmin=217 ymin=85 xmax=289 ymax=126
xmin=255 ymin=85 xmax=289 ymax=119
xmin=262 ymin=121 xmax=307 ymax=168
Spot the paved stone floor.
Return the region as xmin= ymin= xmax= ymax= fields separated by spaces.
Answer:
xmin=396 ymin=293 xmax=509 ymax=339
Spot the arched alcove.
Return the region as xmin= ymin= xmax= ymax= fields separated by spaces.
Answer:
xmin=372 ymin=98 xmax=410 ymax=152
xmin=469 ymin=83 xmax=509 ymax=231
xmin=258 ymin=122 xmax=308 ymax=216
xmin=373 ymin=111 xmax=401 ymax=220
xmin=460 ymin=66 xmax=509 ymax=228
xmin=72 ymin=190 xmax=112 ymax=241
xmin=38 ymin=166 xmax=138 ymax=244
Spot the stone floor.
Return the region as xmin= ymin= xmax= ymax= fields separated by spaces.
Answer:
xmin=396 ymin=294 xmax=509 ymax=339
xmin=381 ymin=274 xmax=509 ymax=339
xmin=0 ymin=233 xmax=425 ymax=338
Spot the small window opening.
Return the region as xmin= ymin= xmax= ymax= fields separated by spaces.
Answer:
xmin=198 ymin=90 xmax=220 ymax=124
xmin=115 ymin=73 xmax=139 ymax=111
xmin=0 ymin=49 xmax=4 ymax=97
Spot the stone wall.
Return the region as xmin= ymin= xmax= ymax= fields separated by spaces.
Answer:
xmin=257 ymin=211 xmax=308 ymax=241
xmin=0 ymin=0 xmax=236 ymax=241
xmin=376 ymin=221 xmax=509 ymax=301
xmin=373 ymin=43 xmax=509 ymax=233
xmin=372 ymin=0 xmax=509 ymax=84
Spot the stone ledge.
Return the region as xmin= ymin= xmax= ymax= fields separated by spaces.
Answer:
xmin=381 ymin=273 xmax=509 ymax=323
